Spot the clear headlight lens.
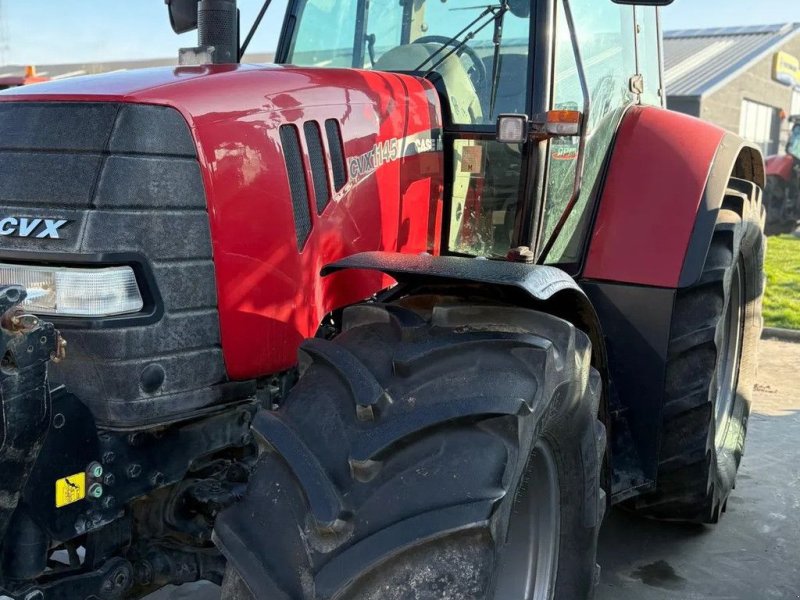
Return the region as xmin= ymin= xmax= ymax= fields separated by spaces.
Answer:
xmin=0 ymin=263 xmax=143 ymax=317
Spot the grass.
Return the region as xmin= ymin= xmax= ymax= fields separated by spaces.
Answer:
xmin=764 ymin=234 xmax=800 ymax=330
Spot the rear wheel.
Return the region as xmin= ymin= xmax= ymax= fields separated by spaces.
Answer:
xmin=627 ymin=177 xmax=765 ymax=523
xmin=215 ymin=300 xmax=606 ymax=599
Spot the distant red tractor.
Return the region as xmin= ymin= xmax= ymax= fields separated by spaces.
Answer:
xmin=764 ymin=115 xmax=800 ymax=234
xmin=0 ymin=0 xmax=765 ymax=598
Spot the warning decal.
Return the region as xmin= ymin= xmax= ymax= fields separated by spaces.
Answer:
xmin=55 ymin=472 xmax=86 ymax=508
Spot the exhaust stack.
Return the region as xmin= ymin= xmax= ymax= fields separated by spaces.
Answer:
xmin=171 ymin=0 xmax=239 ymax=66
xmin=197 ymin=0 xmax=238 ymax=63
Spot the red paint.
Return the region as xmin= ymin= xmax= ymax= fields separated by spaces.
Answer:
xmin=1 ymin=65 xmax=444 ymax=379
xmin=765 ymin=154 xmax=794 ymax=181
xmin=583 ymin=106 xmax=726 ymax=288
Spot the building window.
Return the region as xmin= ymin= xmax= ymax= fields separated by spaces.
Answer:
xmin=739 ymin=99 xmax=780 ymax=156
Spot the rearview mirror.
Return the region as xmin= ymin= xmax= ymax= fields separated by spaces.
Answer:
xmin=166 ymin=0 xmax=199 ymax=34
xmin=611 ymin=0 xmax=674 ymax=5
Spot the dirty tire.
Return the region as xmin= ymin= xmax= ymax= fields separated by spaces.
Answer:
xmin=627 ymin=177 xmax=765 ymax=523
xmin=214 ymin=301 xmax=606 ymax=599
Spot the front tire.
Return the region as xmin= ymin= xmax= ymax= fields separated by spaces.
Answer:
xmin=215 ymin=300 xmax=606 ymax=599
xmin=627 ymin=177 xmax=765 ymax=523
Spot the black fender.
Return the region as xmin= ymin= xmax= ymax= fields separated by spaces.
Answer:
xmin=323 ymin=252 xmax=605 ymax=367
xmin=576 ymin=133 xmax=765 ymax=501
xmin=679 ymin=132 xmax=764 ymax=287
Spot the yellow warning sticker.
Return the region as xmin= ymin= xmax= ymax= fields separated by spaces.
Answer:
xmin=55 ymin=472 xmax=86 ymax=508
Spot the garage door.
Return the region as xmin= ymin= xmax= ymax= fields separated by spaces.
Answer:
xmin=739 ymin=99 xmax=781 ymax=156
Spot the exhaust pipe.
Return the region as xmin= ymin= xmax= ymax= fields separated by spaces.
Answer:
xmin=198 ymin=0 xmax=239 ymax=63
xmin=177 ymin=0 xmax=239 ymax=66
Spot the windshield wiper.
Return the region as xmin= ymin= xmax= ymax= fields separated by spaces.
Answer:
xmin=414 ymin=4 xmax=507 ymax=78
xmin=239 ymin=0 xmax=273 ymax=60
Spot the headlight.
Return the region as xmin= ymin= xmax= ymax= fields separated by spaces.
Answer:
xmin=0 ymin=263 xmax=143 ymax=317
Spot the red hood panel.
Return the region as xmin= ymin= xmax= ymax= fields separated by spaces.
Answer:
xmin=0 ymin=64 xmax=280 ymax=101
xmin=0 ymin=63 xmax=445 ymax=379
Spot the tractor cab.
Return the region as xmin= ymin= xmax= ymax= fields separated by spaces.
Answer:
xmin=270 ymin=0 xmax=664 ymax=265
xmin=280 ymin=0 xmax=532 ymax=259
xmin=787 ymin=116 xmax=800 ymax=160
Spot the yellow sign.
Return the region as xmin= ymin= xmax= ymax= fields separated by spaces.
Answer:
xmin=55 ymin=472 xmax=86 ymax=508
xmin=773 ymin=51 xmax=800 ymax=86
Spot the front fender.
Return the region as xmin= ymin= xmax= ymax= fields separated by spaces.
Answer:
xmin=583 ymin=106 xmax=764 ymax=289
xmin=324 ymin=251 xmax=583 ymax=302
xmin=323 ymin=250 xmax=607 ymax=380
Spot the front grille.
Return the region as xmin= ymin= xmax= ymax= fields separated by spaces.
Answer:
xmin=0 ymin=101 xmax=248 ymax=427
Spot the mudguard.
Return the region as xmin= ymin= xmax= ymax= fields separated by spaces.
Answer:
xmin=323 ymin=250 xmax=607 ymax=378
xmin=579 ymin=106 xmax=765 ymax=499
xmin=583 ymin=106 xmax=763 ymax=289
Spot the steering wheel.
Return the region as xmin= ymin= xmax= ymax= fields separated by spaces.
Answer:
xmin=412 ymin=35 xmax=488 ymax=89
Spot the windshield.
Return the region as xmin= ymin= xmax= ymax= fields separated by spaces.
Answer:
xmin=285 ymin=0 xmax=533 ymax=125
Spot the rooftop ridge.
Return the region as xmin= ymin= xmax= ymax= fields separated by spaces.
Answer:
xmin=665 ymin=23 xmax=800 ymax=39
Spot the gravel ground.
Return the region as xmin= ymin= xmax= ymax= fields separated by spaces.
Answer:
xmin=152 ymin=337 xmax=800 ymax=600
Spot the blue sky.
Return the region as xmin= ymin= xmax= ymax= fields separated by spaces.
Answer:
xmin=3 ymin=0 xmax=800 ymax=66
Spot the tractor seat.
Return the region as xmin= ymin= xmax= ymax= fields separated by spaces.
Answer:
xmin=375 ymin=44 xmax=483 ymax=125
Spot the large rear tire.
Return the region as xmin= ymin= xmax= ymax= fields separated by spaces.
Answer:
xmin=214 ymin=300 xmax=606 ymax=599
xmin=627 ymin=177 xmax=765 ymax=523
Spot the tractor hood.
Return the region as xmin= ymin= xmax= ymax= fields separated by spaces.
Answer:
xmin=0 ymin=64 xmax=264 ymax=102
xmin=0 ymin=63 xmax=429 ymax=122
xmin=0 ymin=63 xmax=445 ymax=385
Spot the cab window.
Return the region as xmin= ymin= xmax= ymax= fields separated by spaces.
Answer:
xmin=285 ymin=0 xmax=533 ymax=125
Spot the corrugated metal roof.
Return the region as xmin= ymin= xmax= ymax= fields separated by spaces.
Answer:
xmin=664 ymin=23 xmax=800 ymax=98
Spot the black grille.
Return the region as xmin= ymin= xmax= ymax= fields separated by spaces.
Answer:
xmin=0 ymin=102 xmax=247 ymax=428
xmin=325 ymin=119 xmax=347 ymax=191
xmin=279 ymin=125 xmax=312 ymax=249
xmin=303 ymin=121 xmax=330 ymax=214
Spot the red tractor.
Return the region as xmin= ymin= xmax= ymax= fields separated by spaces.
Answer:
xmin=764 ymin=115 xmax=800 ymax=234
xmin=0 ymin=0 xmax=765 ymax=598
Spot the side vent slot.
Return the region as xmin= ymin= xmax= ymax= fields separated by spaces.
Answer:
xmin=325 ymin=119 xmax=347 ymax=192
xmin=279 ymin=124 xmax=312 ymax=249
xmin=303 ymin=121 xmax=331 ymax=214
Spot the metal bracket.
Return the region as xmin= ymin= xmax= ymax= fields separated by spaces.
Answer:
xmin=629 ymin=74 xmax=645 ymax=95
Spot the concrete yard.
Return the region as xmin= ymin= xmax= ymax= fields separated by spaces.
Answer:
xmin=597 ymin=336 xmax=800 ymax=600
xmin=155 ymin=337 xmax=800 ymax=600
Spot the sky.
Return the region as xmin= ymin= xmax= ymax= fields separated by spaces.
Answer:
xmin=3 ymin=0 xmax=800 ymax=67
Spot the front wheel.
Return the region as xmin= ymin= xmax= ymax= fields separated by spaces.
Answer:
xmin=215 ymin=300 xmax=606 ymax=599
